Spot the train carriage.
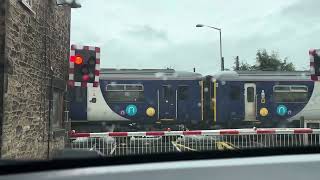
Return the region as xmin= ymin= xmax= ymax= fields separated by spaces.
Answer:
xmin=70 ymin=69 xmax=203 ymax=132
xmin=204 ymin=71 xmax=318 ymax=128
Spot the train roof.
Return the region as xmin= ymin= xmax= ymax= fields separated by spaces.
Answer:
xmin=211 ymin=71 xmax=311 ymax=81
xmin=99 ymin=68 xmax=203 ymax=80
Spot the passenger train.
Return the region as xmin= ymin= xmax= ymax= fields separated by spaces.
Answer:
xmin=69 ymin=68 xmax=320 ymax=132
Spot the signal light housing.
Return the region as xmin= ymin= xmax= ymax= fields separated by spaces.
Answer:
xmin=69 ymin=45 xmax=101 ymax=87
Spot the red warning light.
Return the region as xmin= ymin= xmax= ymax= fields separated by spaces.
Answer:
xmin=74 ymin=55 xmax=83 ymax=65
xmin=82 ymin=74 xmax=90 ymax=81
xmin=70 ymin=56 xmax=76 ymax=62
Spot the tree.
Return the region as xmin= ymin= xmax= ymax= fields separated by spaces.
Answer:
xmin=233 ymin=49 xmax=295 ymax=71
xmin=233 ymin=56 xmax=254 ymax=71
xmin=238 ymin=62 xmax=253 ymax=71
xmin=280 ymin=58 xmax=295 ymax=71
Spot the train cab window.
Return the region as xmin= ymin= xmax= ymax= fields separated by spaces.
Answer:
xmin=178 ymin=86 xmax=189 ymax=100
xmin=230 ymin=85 xmax=240 ymax=100
xmin=106 ymin=84 xmax=144 ymax=102
xmin=247 ymin=87 xmax=254 ymax=102
xmin=273 ymin=85 xmax=308 ymax=103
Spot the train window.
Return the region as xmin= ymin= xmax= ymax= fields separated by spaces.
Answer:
xmin=230 ymin=85 xmax=240 ymax=100
xmin=274 ymin=86 xmax=290 ymax=91
xmin=178 ymin=86 xmax=189 ymax=100
xmin=106 ymin=84 xmax=125 ymax=91
xmin=105 ymin=84 xmax=144 ymax=102
xmin=247 ymin=87 xmax=254 ymax=102
xmin=125 ymin=85 xmax=143 ymax=91
xmin=291 ymin=86 xmax=308 ymax=92
xmin=273 ymin=85 xmax=308 ymax=103
xmin=274 ymin=92 xmax=308 ymax=103
xmin=106 ymin=91 xmax=144 ymax=102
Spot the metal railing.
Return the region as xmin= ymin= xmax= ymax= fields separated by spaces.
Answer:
xmin=69 ymin=128 xmax=320 ymax=156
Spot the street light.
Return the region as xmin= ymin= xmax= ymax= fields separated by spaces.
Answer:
xmin=196 ymin=24 xmax=224 ymax=71
xmin=56 ymin=0 xmax=81 ymax=8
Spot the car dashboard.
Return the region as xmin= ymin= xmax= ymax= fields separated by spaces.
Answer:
xmin=1 ymin=152 xmax=320 ymax=180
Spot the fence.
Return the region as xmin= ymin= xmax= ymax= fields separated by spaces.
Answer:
xmin=69 ymin=128 xmax=320 ymax=156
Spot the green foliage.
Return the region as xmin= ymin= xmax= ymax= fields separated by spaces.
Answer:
xmin=239 ymin=62 xmax=253 ymax=71
xmin=233 ymin=49 xmax=296 ymax=71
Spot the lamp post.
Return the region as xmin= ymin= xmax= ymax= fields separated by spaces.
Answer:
xmin=196 ymin=24 xmax=224 ymax=71
xmin=56 ymin=0 xmax=82 ymax=8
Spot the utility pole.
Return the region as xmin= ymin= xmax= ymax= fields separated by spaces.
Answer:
xmin=235 ymin=56 xmax=239 ymax=70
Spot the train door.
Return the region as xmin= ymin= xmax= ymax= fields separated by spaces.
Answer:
xmin=177 ymin=85 xmax=189 ymax=121
xmin=159 ymin=85 xmax=176 ymax=120
xmin=244 ymin=83 xmax=256 ymax=121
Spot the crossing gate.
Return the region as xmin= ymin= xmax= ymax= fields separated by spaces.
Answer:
xmin=69 ymin=128 xmax=320 ymax=156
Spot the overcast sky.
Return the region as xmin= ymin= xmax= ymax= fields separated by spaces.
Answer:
xmin=71 ymin=0 xmax=320 ymax=75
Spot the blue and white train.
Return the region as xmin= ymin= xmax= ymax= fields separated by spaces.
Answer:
xmin=69 ymin=68 xmax=320 ymax=132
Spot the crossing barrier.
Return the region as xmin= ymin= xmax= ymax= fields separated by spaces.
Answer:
xmin=69 ymin=128 xmax=320 ymax=156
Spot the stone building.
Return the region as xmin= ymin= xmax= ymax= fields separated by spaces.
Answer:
xmin=0 ymin=0 xmax=71 ymax=159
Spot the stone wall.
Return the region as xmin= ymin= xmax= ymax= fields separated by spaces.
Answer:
xmin=0 ymin=0 xmax=6 ymax=155
xmin=1 ymin=0 xmax=71 ymax=159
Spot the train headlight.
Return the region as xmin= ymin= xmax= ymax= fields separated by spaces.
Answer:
xmin=146 ymin=107 xmax=155 ymax=117
xmin=260 ymin=108 xmax=268 ymax=117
